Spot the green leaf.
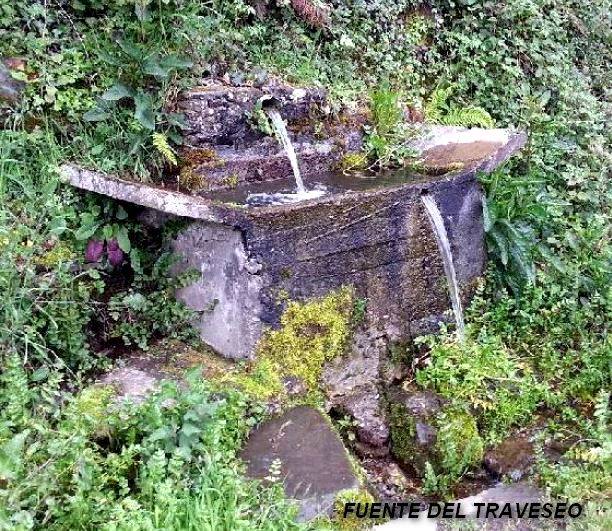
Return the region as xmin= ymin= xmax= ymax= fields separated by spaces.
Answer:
xmin=166 ymin=112 xmax=188 ymax=130
xmin=134 ymin=0 xmax=150 ymax=22
xmin=489 ymin=228 xmax=509 ymax=266
xmin=481 ymin=197 xmax=493 ymax=232
xmin=116 ymin=226 xmax=131 ymax=253
xmin=101 ymin=83 xmax=133 ymax=101
xmin=118 ymin=39 xmax=142 ymax=61
xmin=74 ymin=222 xmax=100 ymax=240
xmin=134 ymin=93 xmax=155 ymax=130
xmin=160 ymin=55 xmax=193 ymax=71
xmin=537 ymin=244 xmax=566 ymax=274
xmin=83 ymin=106 xmax=110 ymax=122
xmin=115 ymin=205 xmax=128 ymax=220
xmin=142 ymin=56 xmax=170 ymax=78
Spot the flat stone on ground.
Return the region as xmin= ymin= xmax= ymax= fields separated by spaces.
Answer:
xmin=241 ymin=406 xmax=361 ymax=521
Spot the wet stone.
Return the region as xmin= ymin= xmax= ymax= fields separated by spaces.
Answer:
xmin=484 ymin=435 xmax=536 ymax=481
xmin=241 ymin=406 xmax=361 ymax=521
xmin=99 ymin=367 xmax=161 ymax=404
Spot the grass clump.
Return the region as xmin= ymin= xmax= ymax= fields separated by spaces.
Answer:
xmin=0 ymin=368 xmax=302 ymax=530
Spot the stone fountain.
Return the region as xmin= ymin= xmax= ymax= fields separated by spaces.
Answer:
xmin=64 ymin=82 xmax=525 ymax=360
xmin=65 ymin=81 xmax=526 ymax=519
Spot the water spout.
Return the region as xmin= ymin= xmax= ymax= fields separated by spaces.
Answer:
xmin=421 ymin=194 xmax=466 ymax=341
xmin=266 ymin=108 xmax=306 ymax=194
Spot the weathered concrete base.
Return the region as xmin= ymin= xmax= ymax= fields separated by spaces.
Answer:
xmin=240 ymin=406 xmax=361 ymax=521
xmin=171 ymin=222 xmax=264 ymax=360
xmin=322 ymin=330 xmax=391 ymax=448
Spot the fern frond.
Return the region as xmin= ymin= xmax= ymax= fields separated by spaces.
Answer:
xmin=152 ymin=132 xmax=178 ymax=166
xmin=442 ymin=106 xmax=495 ymax=128
xmin=424 ymin=86 xmax=453 ymax=123
xmin=425 ymin=85 xmax=495 ymax=128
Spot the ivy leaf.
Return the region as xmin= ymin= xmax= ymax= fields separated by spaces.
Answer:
xmin=134 ymin=93 xmax=155 ymax=130
xmin=101 ymin=83 xmax=133 ymax=102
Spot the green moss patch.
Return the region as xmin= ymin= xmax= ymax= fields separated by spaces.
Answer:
xmin=389 ymin=401 xmax=484 ymax=487
xmin=221 ymin=287 xmax=355 ymax=402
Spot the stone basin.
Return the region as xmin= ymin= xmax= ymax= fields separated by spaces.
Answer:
xmin=63 ymin=126 xmax=524 ymax=360
xmin=62 ymin=82 xmax=526 ymax=359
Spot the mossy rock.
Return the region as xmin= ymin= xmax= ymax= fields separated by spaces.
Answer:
xmin=332 ymin=488 xmax=377 ymax=530
xmin=388 ymin=388 xmax=483 ymax=481
xmin=220 ymin=287 xmax=355 ymax=403
xmin=433 ymin=406 xmax=484 ymax=482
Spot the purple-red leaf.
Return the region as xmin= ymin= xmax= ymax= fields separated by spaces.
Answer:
xmin=106 ymin=238 xmax=124 ymax=266
xmin=85 ymin=239 xmax=104 ymax=262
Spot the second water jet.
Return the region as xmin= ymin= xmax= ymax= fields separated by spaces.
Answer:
xmin=421 ymin=194 xmax=466 ymax=341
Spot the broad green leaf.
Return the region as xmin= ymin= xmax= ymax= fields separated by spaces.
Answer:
xmin=481 ymin=196 xmax=493 ymax=232
xmin=117 ymin=39 xmax=142 ymax=61
xmin=489 ymin=228 xmax=509 ymax=266
xmin=83 ymin=107 xmax=110 ymax=122
xmin=134 ymin=0 xmax=150 ymax=22
xmin=142 ymin=56 xmax=169 ymax=78
xmin=160 ymin=55 xmax=193 ymax=71
xmin=74 ymin=222 xmax=100 ymax=240
xmin=166 ymin=112 xmax=188 ymax=130
xmin=134 ymin=93 xmax=155 ymax=130
xmin=101 ymin=83 xmax=133 ymax=101
xmin=116 ymin=226 xmax=131 ymax=253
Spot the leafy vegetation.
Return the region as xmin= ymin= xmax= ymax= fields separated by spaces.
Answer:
xmin=1 ymin=0 xmax=610 ymax=527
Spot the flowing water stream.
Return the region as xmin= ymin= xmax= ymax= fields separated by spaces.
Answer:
xmin=246 ymin=109 xmax=326 ymax=205
xmin=421 ymin=194 xmax=466 ymax=341
xmin=267 ymin=109 xmax=306 ymax=193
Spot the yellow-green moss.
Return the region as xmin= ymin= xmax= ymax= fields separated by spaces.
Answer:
xmin=35 ymin=242 xmax=74 ymax=268
xmin=221 ymin=287 xmax=354 ymax=401
xmin=222 ymin=173 xmax=239 ymax=189
xmin=66 ymin=384 xmax=116 ymax=436
xmin=178 ymin=148 xmax=225 ymax=191
xmin=434 ymin=406 xmax=484 ymax=481
xmin=332 ymin=488 xmax=377 ymax=530
xmin=389 ymin=401 xmax=484 ymax=484
xmin=338 ymin=152 xmax=369 ymax=173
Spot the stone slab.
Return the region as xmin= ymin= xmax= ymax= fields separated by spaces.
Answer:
xmin=241 ymin=406 xmax=361 ymax=521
